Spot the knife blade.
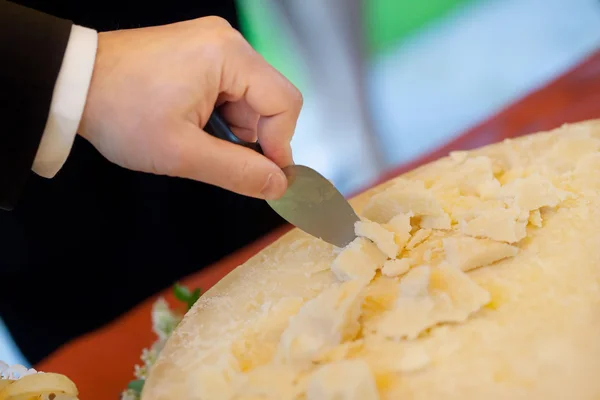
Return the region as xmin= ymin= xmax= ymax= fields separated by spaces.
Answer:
xmin=204 ymin=111 xmax=359 ymax=248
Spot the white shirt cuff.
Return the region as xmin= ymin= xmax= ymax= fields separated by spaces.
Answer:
xmin=32 ymin=25 xmax=98 ymax=178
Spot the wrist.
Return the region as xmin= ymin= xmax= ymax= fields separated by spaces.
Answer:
xmin=77 ymin=31 xmax=106 ymax=141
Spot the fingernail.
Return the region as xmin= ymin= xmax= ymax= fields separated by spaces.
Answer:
xmin=261 ymin=173 xmax=285 ymax=200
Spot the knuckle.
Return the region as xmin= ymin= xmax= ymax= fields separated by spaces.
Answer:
xmin=203 ymin=26 xmax=244 ymax=59
xmin=202 ymin=15 xmax=232 ymax=29
xmin=290 ymin=86 xmax=304 ymax=110
xmin=279 ymin=78 xmax=304 ymax=112
xmin=220 ymin=27 xmax=246 ymax=48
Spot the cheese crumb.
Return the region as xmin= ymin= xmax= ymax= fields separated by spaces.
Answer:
xmin=331 ymin=237 xmax=387 ymax=282
xmin=381 ymin=259 xmax=412 ymax=278
xmin=306 ymin=360 xmax=380 ymax=400
xmin=443 ymin=236 xmax=519 ymax=272
xmin=355 ymin=220 xmax=400 ymax=259
xmin=528 ymin=209 xmax=543 ymax=227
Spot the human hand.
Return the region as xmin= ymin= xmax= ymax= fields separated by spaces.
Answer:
xmin=78 ymin=16 xmax=303 ymax=199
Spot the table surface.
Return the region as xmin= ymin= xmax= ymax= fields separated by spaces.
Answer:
xmin=36 ymin=48 xmax=600 ymax=400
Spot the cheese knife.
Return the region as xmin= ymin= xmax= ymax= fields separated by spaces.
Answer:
xmin=204 ymin=111 xmax=359 ymax=248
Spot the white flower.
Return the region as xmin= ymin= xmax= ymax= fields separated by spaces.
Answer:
xmin=133 ymin=364 xmax=147 ymax=380
xmin=0 ymin=361 xmax=39 ymax=380
xmin=124 ymin=293 xmax=189 ymax=397
xmin=121 ymin=389 xmax=140 ymax=400
xmin=151 ymin=298 xmax=183 ymax=341
xmin=140 ymin=347 xmax=158 ymax=365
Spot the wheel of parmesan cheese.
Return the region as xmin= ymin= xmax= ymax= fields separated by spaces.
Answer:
xmin=142 ymin=119 xmax=600 ymax=400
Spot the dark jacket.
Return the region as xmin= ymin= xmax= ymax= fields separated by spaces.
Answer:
xmin=0 ymin=0 xmax=284 ymax=364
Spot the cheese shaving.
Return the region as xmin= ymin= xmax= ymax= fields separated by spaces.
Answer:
xmin=331 ymin=237 xmax=387 ymax=282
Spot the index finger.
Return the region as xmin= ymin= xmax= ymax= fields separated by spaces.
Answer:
xmin=220 ymin=36 xmax=303 ymax=167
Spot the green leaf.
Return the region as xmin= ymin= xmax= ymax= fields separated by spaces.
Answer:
xmin=187 ymin=288 xmax=202 ymax=310
xmin=173 ymin=283 xmax=203 ymax=311
xmin=127 ymin=379 xmax=145 ymax=393
xmin=173 ymin=283 xmax=192 ymax=302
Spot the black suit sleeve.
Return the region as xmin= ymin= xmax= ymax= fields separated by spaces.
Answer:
xmin=0 ymin=0 xmax=73 ymax=210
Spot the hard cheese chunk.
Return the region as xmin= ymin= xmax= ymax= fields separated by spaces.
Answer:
xmin=459 ymin=206 xmax=526 ymax=244
xmin=447 ymin=196 xmax=527 ymax=243
xmin=453 ymin=173 xmax=567 ymax=242
xmin=306 ymin=360 xmax=379 ymax=400
xmin=277 ymin=280 xmax=366 ymax=364
xmin=355 ymin=220 xmax=400 ymax=259
xmin=373 ymin=264 xmax=490 ymax=340
xmin=432 ymin=156 xmax=501 ymax=198
xmin=331 ymin=237 xmax=387 ymax=282
xmin=443 ymin=236 xmax=519 ymax=272
xmin=495 ymin=173 xmax=566 ymax=213
xmin=362 ymin=179 xmax=451 ymax=228
xmin=384 ymin=213 xmax=413 ymax=250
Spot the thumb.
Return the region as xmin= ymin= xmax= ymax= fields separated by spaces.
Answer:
xmin=167 ymin=124 xmax=287 ymax=199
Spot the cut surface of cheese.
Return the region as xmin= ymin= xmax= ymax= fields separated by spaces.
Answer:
xmin=331 ymin=237 xmax=387 ymax=282
xmin=443 ymin=236 xmax=519 ymax=272
xmin=354 ymin=221 xmax=399 ymax=259
xmin=306 ymin=360 xmax=379 ymax=400
xmin=367 ymin=264 xmax=491 ymax=340
xmin=142 ymin=119 xmax=600 ymax=400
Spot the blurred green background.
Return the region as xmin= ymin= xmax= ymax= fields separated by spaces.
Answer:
xmin=237 ymin=0 xmax=477 ymax=90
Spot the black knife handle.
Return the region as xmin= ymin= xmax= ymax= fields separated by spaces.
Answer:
xmin=204 ymin=110 xmax=264 ymax=155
